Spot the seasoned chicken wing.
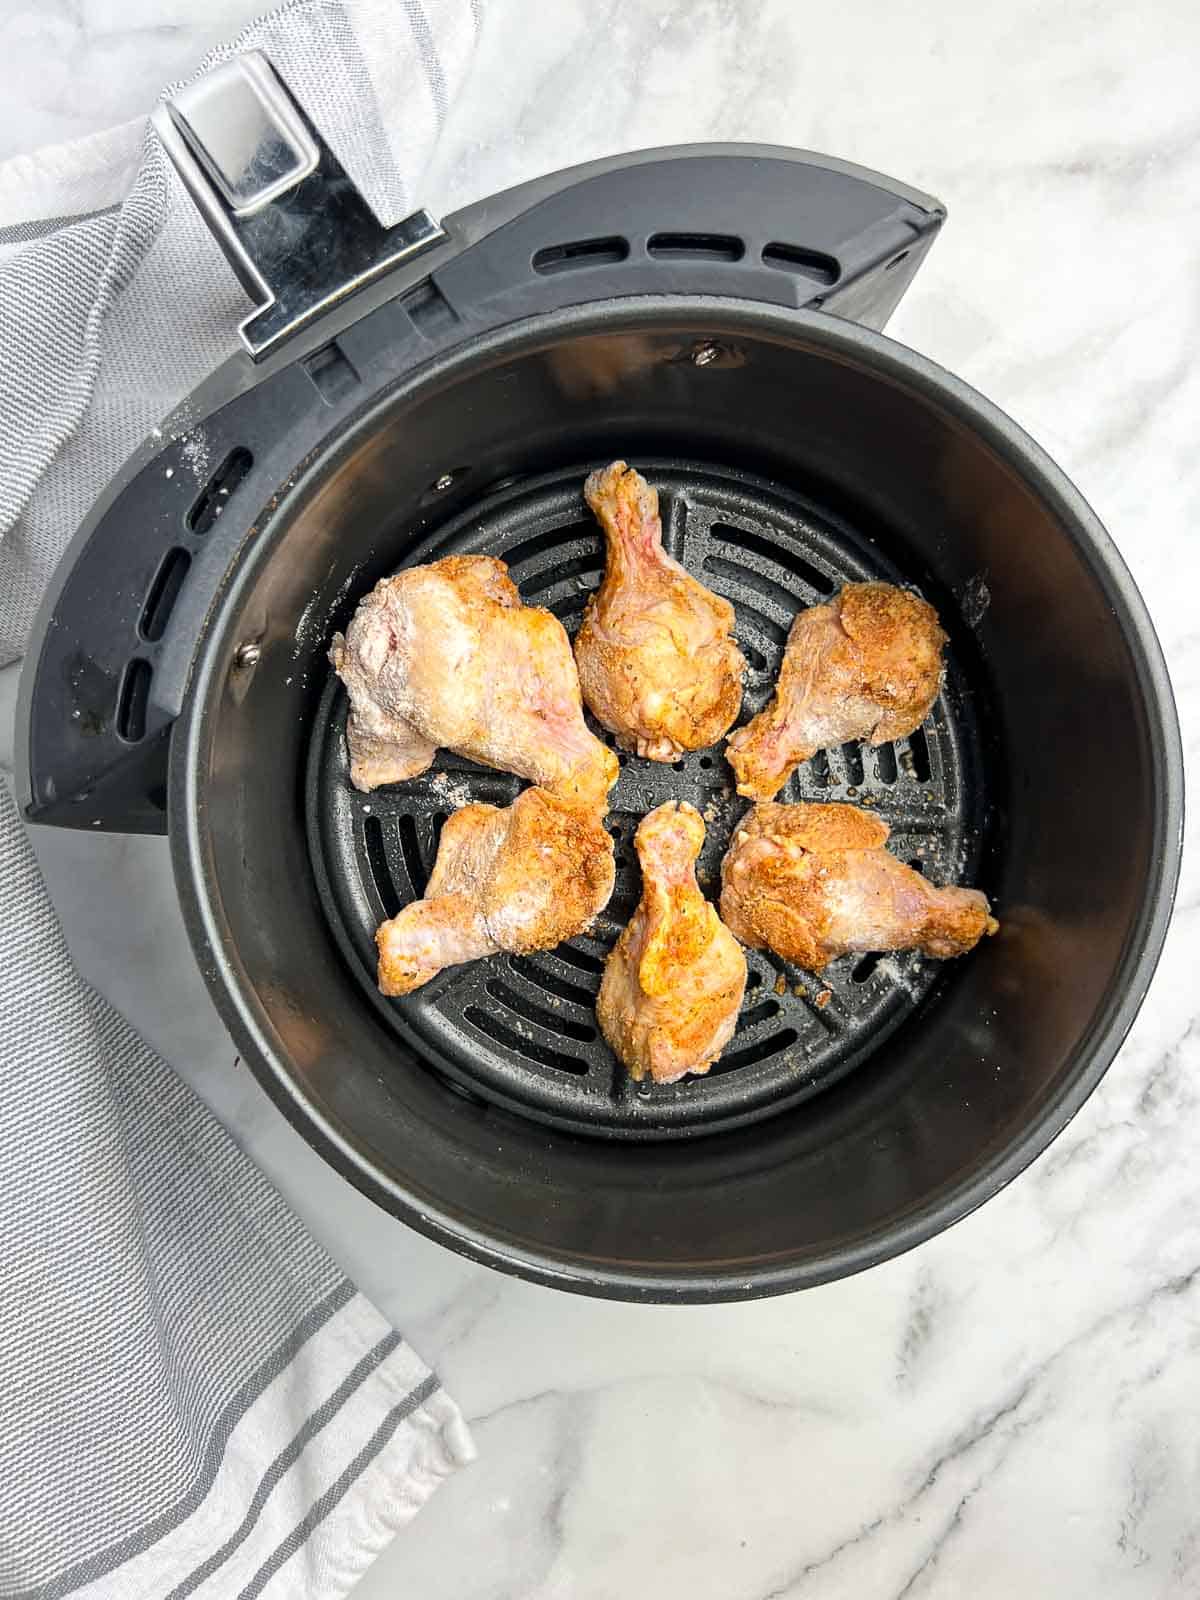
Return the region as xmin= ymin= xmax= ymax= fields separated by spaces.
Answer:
xmin=720 ymin=802 xmax=996 ymax=971
xmin=575 ymin=462 xmax=745 ymax=760
xmin=331 ymin=555 xmax=618 ymax=808
xmin=726 ymin=582 xmax=947 ymax=800
xmin=598 ymin=801 xmax=747 ymax=1083
xmin=376 ymin=787 xmax=615 ymax=996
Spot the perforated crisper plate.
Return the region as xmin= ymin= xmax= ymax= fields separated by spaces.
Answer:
xmin=307 ymin=461 xmax=987 ymax=1139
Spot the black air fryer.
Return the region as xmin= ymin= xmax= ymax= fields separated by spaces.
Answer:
xmin=18 ymin=52 xmax=1183 ymax=1300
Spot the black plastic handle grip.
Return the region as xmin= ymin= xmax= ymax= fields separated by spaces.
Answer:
xmin=435 ymin=147 xmax=941 ymax=335
xmin=19 ymin=142 xmax=944 ymax=834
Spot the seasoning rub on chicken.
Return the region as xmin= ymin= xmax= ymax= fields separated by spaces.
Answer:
xmin=720 ymin=802 xmax=996 ymax=971
xmin=331 ymin=555 xmax=618 ymax=810
xmin=598 ymin=802 xmax=747 ymax=1083
xmin=575 ymin=461 xmax=745 ymax=761
xmin=727 ymin=582 xmax=946 ymax=800
xmin=376 ymin=787 xmax=615 ymax=996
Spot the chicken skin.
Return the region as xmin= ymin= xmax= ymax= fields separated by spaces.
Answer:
xmin=726 ymin=582 xmax=947 ymax=800
xmin=575 ymin=462 xmax=745 ymax=760
xmin=720 ymin=802 xmax=997 ymax=971
xmin=331 ymin=556 xmax=618 ymax=809
xmin=376 ymin=787 xmax=615 ymax=996
xmin=598 ymin=802 xmax=747 ymax=1083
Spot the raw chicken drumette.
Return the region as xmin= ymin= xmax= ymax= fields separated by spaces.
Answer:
xmin=726 ymin=582 xmax=946 ymax=800
xmin=331 ymin=555 xmax=618 ymax=808
xmin=720 ymin=802 xmax=996 ymax=971
xmin=376 ymin=787 xmax=615 ymax=996
xmin=575 ymin=462 xmax=745 ymax=760
xmin=598 ymin=802 xmax=747 ymax=1083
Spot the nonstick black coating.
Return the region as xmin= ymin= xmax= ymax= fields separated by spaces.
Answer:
xmin=172 ymin=300 xmax=1181 ymax=1300
xmin=307 ymin=462 xmax=988 ymax=1138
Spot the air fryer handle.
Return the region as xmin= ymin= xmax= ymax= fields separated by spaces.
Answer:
xmin=150 ymin=51 xmax=944 ymax=356
xmin=16 ymin=367 xmax=328 ymax=834
xmin=431 ymin=148 xmax=944 ymax=337
xmin=150 ymin=52 xmax=446 ymax=358
xmin=20 ymin=52 xmax=946 ymax=836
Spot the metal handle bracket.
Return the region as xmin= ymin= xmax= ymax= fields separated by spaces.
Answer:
xmin=152 ymin=51 xmax=444 ymax=359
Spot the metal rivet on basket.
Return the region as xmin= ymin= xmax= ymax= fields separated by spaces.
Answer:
xmin=234 ymin=641 xmax=262 ymax=669
xmin=691 ymin=343 xmax=722 ymax=367
xmin=433 ymin=473 xmax=455 ymax=492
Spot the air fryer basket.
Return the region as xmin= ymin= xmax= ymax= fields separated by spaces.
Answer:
xmin=173 ymin=301 xmax=1178 ymax=1298
xmin=308 ymin=460 xmax=988 ymax=1140
xmin=18 ymin=55 xmax=1182 ymax=1300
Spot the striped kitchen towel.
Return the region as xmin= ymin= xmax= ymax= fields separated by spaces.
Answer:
xmin=0 ymin=2 xmax=483 ymax=1595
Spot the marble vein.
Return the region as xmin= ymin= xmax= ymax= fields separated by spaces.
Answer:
xmin=4 ymin=1 xmax=1200 ymax=1597
xmin=761 ymin=1260 xmax=1200 ymax=1600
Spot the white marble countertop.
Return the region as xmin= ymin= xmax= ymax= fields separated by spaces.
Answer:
xmin=3 ymin=1 xmax=1199 ymax=1595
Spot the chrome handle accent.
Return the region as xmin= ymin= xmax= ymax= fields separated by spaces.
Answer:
xmin=152 ymin=51 xmax=445 ymax=359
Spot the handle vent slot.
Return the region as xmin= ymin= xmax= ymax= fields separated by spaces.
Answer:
xmin=647 ymin=232 xmax=744 ymax=262
xmin=762 ymin=242 xmax=840 ymax=285
xmin=532 ymin=237 xmax=630 ymax=274
xmin=116 ymin=659 xmax=152 ymax=744
xmin=139 ymin=548 xmax=191 ymax=642
xmin=186 ymin=447 xmax=253 ymax=535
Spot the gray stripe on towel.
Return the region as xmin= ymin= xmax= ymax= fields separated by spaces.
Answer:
xmin=167 ymin=1331 xmax=405 ymax=1600
xmin=238 ymin=1374 xmax=441 ymax=1600
xmin=17 ymin=1283 xmax=354 ymax=1600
